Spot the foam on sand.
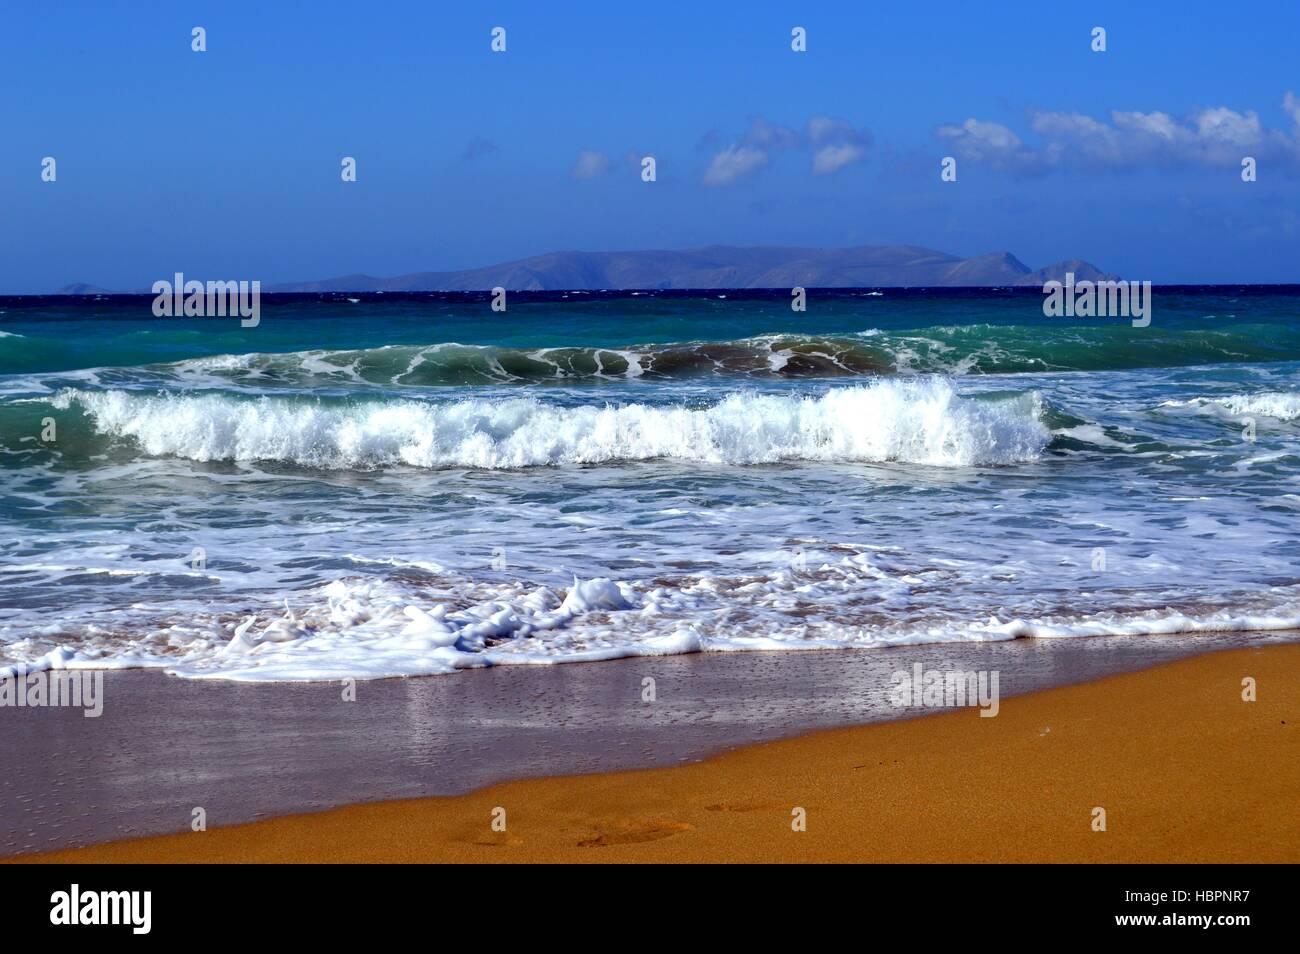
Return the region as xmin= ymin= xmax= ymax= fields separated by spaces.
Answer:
xmin=13 ymin=563 xmax=1300 ymax=683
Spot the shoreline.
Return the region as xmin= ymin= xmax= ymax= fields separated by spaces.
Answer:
xmin=8 ymin=637 xmax=1298 ymax=863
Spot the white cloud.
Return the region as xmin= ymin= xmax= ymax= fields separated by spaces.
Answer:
xmin=937 ymin=119 xmax=1037 ymax=170
xmin=743 ymin=117 xmax=800 ymax=150
xmin=703 ymin=115 xmax=871 ymax=184
xmin=1112 ymin=111 xmax=1179 ymax=140
xmin=807 ymin=116 xmax=860 ymax=143
xmin=1191 ymin=107 xmax=1263 ymax=146
xmin=703 ymin=145 xmax=769 ymax=186
xmin=1284 ymin=91 xmax=1300 ymax=127
xmin=812 ymin=143 xmax=867 ymax=175
xmin=570 ymin=150 xmax=611 ymax=180
xmin=806 ymin=116 xmax=870 ymax=174
xmin=702 ymin=118 xmax=797 ymax=185
xmin=939 ymin=95 xmax=1300 ymax=173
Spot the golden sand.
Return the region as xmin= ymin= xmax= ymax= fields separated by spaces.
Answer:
xmin=15 ymin=643 xmax=1298 ymax=863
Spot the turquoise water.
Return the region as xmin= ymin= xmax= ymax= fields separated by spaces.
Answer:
xmin=2 ymin=288 xmax=1299 ymax=680
xmin=4 ymin=289 xmax=1300 ymax=378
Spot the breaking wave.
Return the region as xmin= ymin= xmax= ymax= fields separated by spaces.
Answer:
xmin=1160 ymin=390 xmax=1300 ymax=421
xmin=48 ymin=378 xmax=1050 ymax=469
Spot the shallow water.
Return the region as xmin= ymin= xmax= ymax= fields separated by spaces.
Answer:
xmin=2 ymin=288 xmax=1299 ymax=681
xmin=3 ymin=633 xmax=1293 ymax=856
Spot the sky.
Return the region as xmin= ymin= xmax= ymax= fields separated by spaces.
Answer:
xmin=2 ymin=0 xmax=1298 ymax=292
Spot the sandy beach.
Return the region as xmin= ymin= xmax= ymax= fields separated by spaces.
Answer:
xmin=7 ymin=0 xmax=1300 ymax=892
xmin=14 ymin=641 xmax=1296 ymax=864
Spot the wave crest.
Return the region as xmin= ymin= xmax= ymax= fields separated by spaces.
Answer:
xmin=1160 ymin=390 xmax=1300 ymax=421
xmin=51 ymin=379 xmax=1050 ymax=469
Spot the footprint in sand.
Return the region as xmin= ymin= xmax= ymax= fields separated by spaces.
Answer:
xmin=576 ymin=820 xmax=693 ymax=848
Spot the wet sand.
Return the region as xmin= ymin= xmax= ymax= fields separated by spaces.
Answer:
xmin=17 ymin=641 xmax=1296 ymax=864
xmin=4 ymin=633 xmax=1297 ymax=861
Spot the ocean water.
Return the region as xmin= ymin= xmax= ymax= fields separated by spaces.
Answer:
xmin=2 ymin=287 xmax=1299 ymax=681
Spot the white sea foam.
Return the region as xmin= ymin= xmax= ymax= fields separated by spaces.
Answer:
xmin=1160 ymin=391 xmax=1300 ymax=420
xmin=11 ymin=566 xmax=1300 ymax=683
xmin=51 ymin=379 xmax=1050 ymax=469
xmin=12 ymin=363 xmax=1300 ymax=686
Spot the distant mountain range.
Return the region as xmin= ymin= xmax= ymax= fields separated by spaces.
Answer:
xmin=58 ymin=245 xmax=1116 ymax=294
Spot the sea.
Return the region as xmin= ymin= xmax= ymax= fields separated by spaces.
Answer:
xmin=2 ymin=287 xmax=1299 ymax=681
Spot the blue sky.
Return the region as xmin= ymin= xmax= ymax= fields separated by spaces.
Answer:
xmin=2 ymin=0 xmax=1298 ymax=292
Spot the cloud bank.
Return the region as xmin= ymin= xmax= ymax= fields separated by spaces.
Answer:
xmin=938 ymin=93 xmax=1300 ymax=173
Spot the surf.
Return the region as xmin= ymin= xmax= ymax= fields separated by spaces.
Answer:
xmin=44 ymin=378 xmax=1050 ymax=469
